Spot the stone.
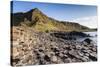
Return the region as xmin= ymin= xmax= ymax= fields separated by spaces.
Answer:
xmin=83 ymin=46 xmax=89 ymax=50
xmin=39 ymin=52 xmax=45 ymax=57
xmin=44 ymin=55 xmax=51 ymax=62
xmin=72 ymin=58 xmax=76 ymax=62
xmin=12 ymin=47 xmax=19 ymax=57
xmin=81 ymin=48 xmax=87 ymax=53
xmin=59 ymin=53 xmax=63 ymax=57
xmin=51 ymin=56 xmax=58 ymax=63
xmin=62 ymin=55 xmax=68 ymax=60
xmin=75 ymin=45 xmax=82 ymax=50
xmin=85 ymin=53 xmax=89 ymax=57
xmin=68 ymin=50 xmax=78 ymax=58
xmin=92 ymin=48 xmax=97 ymax=52
xmin=84 ymin=38 xmax=92 ymax=44
xmin=64 ymin=58 xmax=72 ymax=63
xmin=12 ymin=58 xmax=20 ymax=64
xmin=78 ymin=51 xmax=84 ymax=56
xmin=39 ymin=49 xmax=44 ymax=52
xmin=89 ymin=52 xmax=97 ymax=61
xmin=81 ymin=56 xmax=89 ymax=62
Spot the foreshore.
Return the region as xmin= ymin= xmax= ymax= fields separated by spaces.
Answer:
xmin=11 ymin=27 xmax=97 ymax=66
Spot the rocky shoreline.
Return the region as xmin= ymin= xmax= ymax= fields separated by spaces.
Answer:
xmin=11 ymin=27 xmax=97 ymax=66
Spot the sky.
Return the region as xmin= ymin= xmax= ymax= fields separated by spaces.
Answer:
xmin=11 ymin=1 xmax=97 ymax=28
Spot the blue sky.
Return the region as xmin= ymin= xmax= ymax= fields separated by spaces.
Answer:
xmin=11 ymin=1 xmax=97 ymax=28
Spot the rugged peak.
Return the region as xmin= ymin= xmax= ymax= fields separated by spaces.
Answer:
xmin=25 ymin=8 xmax=49 ymax=24
xmin=34 ymin=8 xmax=40 ymax=11
xmin=28 ymin=8 xmax=41 ymax=14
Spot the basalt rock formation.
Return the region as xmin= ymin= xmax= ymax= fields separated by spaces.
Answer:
xmin=11 ymin=27 xmax=97 ymax=66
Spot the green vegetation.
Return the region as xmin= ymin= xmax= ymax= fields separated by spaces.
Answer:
xmin=12 ymin=8 xmax=97 ymax=32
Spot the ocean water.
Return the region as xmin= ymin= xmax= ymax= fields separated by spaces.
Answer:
xmin=77 ymin=31 xmax=97 ymax=45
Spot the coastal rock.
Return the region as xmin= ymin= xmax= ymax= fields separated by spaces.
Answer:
xmin=84 ymin=38 xmax=92 ymax=44
xmin=51 ymin=56 xmax=58 ymax=63
xmin=77 ymin=51 xmax=84 ymax=57
xmin=64 ymin=58 xmax=72 ymax=63
xmin=11 ymin=27 xmax=97 ymax=66
xmin=44 ymin=55 xmax=51 ymax=62
xmin=89 ymin=52 xmax=97 ymax=61
xmin=68 ymin=50 xmax=79 ymax=58
xmin=81 ymin=56 xmax=89 ymax=62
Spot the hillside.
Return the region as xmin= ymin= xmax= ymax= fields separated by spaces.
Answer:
xmin=11 ymin=8 xmax=94 ymax=32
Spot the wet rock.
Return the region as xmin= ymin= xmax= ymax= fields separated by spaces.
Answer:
xmin=89 ymin=52 xmax=97 ymax=61
xmin=84 ymin=38 xmax=92 ymax=44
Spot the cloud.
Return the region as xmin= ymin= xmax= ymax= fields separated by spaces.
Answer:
xmin=72 ymin=16 xmax=98 ymax=28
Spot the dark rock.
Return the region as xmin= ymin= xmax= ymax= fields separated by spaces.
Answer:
xmin=89 ymin=53 xmax=97 ymax=61
xmin=39 ymin=59 xmax=45 ymax=65
xmin=50 ymin=31 xmax=90 ymax=41
xmin=51 ymin=47 xmax=59 ymax=52
xmin=81 ymin=48 xmax=87 ymax=53
xmin=81 ymin=56 xmax=89 ymax=62
xmin=84 ymin=38 xmax=92 ymax=44
xmin=44 ymin=55 xmax=51 ymax=62
xmin=12 ymin=58 xmax=20 ymax=64
xmin=39 ymin=49 xmax=44 ymax=52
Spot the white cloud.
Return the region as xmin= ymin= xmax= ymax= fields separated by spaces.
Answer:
xmin=72 ymin=16 xmax=98 ymax=28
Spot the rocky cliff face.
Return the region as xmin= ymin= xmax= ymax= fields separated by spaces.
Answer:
xmin=11 ymin=8 xmax=90 ymax=32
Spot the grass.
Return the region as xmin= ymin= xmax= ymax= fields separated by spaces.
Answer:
xmin=34 ymin=21 xmax=58 ymax=32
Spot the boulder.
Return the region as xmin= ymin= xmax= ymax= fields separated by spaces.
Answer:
xmin=89 ymin=52 xmax=97 ymax=61
xmin=44 ymin=55 xmax=51 ymax=62
xmin=51 ymin=56 xmax=58 ymax=63
xmin=84 ymin=38 xmax=92 ymax=44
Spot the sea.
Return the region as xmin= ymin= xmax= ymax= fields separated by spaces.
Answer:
xmin=77 ymin=31 xmax=97 ymax=45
